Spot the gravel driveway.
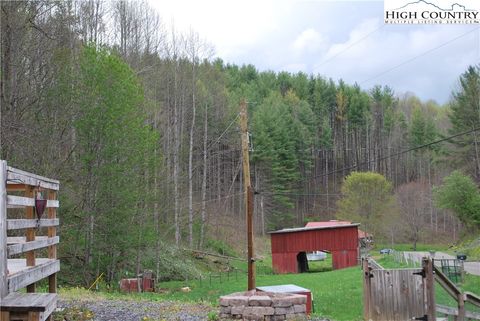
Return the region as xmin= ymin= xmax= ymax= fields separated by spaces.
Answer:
xmin=55 ymin=298 xmax=332 ymax=321
xmin=56 ymin=299 xmax=214 ymax=321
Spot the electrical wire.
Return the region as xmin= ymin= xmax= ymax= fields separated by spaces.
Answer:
xmin=360 ymin=26 xmax=480 ymax=85
xmin=313 ymin=24 xmax=386 ymax=72
xmin=205 ymin=113 xmax=240 ymax=152
xmin=312 ymin=126 xmax=480 ymax=179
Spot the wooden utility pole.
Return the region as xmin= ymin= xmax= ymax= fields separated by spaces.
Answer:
xmin=240 ymin=99 xmax=255 ymax=290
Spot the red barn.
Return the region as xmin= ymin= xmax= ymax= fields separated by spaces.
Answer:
xmin=269 ymin=222 xmax=359 ymax=273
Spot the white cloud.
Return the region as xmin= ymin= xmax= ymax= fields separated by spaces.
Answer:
xmin=148 ymin=0 xmax=480 ymax=103
xmin=291 ymin=28 xmax=325 ymax=54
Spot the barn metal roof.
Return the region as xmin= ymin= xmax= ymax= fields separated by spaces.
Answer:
xmin=268 ymin=223 xmax=360 ymax=234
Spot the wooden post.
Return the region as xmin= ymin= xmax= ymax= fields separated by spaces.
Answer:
xmin=240 ymin=99 xmax=255 ymax=290
xmin=457 ymin=292 xmax=465 ymax=321
xmin=362 ymin=258 xmax=371 ymax=321
xmin=0 ymin=160 xmax=8 ymax=298
xmin=25 ymin=185 xmax=35 ymax=293
xmin=423 ymin=258 xmax=436 ymax=321
xmin=47 ymin=190 xmax=57 ymax=294
xmin=28 ymin=311 xmax=40 ymax=321
xmin=1 ymin=311 xmax=10 ymax=321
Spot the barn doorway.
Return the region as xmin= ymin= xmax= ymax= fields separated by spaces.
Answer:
xmin=297 ymin=252 xmax=309 ymax=273
xmin=307 ymin=250 xmax=333 ymax=272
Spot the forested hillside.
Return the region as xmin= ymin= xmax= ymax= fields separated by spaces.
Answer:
xmin=1 ymin=1 xmax=479 ymax=286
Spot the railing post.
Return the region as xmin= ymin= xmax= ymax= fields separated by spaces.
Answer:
xmin=457 ymin=293 xmax=465 ymax=321
xmin=363 ymin=258 xmax=372 ymax=321
xmin=25 ymin=185 xmax=36 ymax=293
xmin=47 ymin=190 xmax=57 ymax=295
xmin=0 ymin=160 xmax=8 ymax=298
xmin=423 ymin=258 xmax=436 ymax=321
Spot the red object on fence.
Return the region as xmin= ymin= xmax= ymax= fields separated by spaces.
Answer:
xmin=120 ymin=270 xmax=155 ymax=293
xmin=270 ymin=222 xmax=359 ymax=273
xmin=120 ymin=278 xmax=140 ymax=293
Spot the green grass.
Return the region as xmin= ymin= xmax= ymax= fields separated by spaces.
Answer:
xmin=59 ymin=248 xmax=479 ymax=321
xmin=152 ymin=266 xmax=363 ymax=321
xmin=60 ymin=263 xmax=363 ymax=321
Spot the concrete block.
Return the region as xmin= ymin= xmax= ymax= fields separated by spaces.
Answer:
xmin=272 ymin=297 xmax=293 ymax=308
xmin=226 ymin=296 xmax=249 ymax=306
xmin=293 ymin=305 xmax=306 ymax=313
xmin=249 ymin=295 xmax=273 ymax=307
xmin=220 ymin=306 xmax=231 ymax=314
xmin=231 ymin=305 xmax=245 ymax=315
xmin=275 ymin=307 xmax=295 ymax=315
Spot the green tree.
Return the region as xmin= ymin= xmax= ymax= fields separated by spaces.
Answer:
xmin=448 ymin=65 xmax=480 ymax=179
xmin=337 ymin=172 xmax=395 ymax=238
xmin=434 ymin=171 xmax=480 ymax=230
xmin=252 ymin=91 xmax=315 ymax=229
xmin=73 ymin=45 xmax=158 ymax=283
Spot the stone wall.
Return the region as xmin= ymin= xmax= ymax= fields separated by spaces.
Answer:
xmin=219 ymin=290 xmax=307 ymax=321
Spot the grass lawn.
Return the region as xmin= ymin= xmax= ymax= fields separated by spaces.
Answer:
xmin=59 ymin=250 xmax=479 ymax=321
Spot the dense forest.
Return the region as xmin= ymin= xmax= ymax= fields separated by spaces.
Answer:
xmin=1 ymin=1 xmax=479 ymax=285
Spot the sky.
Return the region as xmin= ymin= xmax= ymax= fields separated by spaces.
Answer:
xmin=149 ymin=0 xmax=480 ymax=104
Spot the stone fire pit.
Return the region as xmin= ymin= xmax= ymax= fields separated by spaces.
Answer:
xmin=219 ymin=290 xmax=307 ymax=320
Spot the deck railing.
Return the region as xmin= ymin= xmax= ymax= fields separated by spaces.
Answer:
xmin=0 ymin=160 xmax=60 ymax=321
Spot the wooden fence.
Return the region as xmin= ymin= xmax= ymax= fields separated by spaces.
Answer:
xmin=363 ymin=257 xmax=480 ymax=321
xmin=363 ymin=258 xmax=431 ymax=321
xmin=0 ymin=161 xmax=60 ymax=321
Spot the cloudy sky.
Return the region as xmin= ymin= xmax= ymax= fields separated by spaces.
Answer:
xmin=149 ymin=0 xmax=480 ymax=104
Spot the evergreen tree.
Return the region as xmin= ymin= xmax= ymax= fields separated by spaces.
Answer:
xmin=449 ymin=65 xmax=480 ymax=179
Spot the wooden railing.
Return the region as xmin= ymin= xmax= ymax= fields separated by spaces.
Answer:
xmin=0 ymin=160 xmax=60 ymax=321
xmin=434 ymin=265 xmax=480 ymax=321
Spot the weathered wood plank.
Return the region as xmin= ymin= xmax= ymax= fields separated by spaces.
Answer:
xmin=7 ymin=195 xmax=59 ymax=208
xmin=424 ymin=259 xmax=436 ymax=321
xmin=7 ymin=237 xmax=59 ymax=256
xmin=369 ymin=259 xmax=384 ymax=270
xmin=40 ymin=297 xmax=56 ymax=321
xmin=0 ymin=293 xmax=57 ymax=312
xmin=7 ymin=258 xmax=51 ymax=275
xmin=0 ymin=160 xmax=8 ymax=298
xmin=6 ymin=183 xmax=26 ymax=191
xmin=436 ymin=304 xmax=480 ymax=320
xmin=370 ymin=268 xmax=424 ymax=321
xmin=7 ymin=166 xmax=59 ymax=191
xmin=0 ymin=311 xmax=9 ymax=320
xmin=7 ymin=259 xmax=60 ymax=293
xmin=7 ymin=219 xmax=59 ymax=230
xmin=28 ymin=311 xmax=40 ymax=321
xmin=465 ymin=291 xmax=480 ymax=308
xmin=7 ymin=236 xmax=48 ymax=244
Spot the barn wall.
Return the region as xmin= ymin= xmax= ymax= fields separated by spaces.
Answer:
xmin=272 ymin=253 xmax=298 ymax=274
xmin=270 ymin=226 xmax=359 ymax=273
xmin=332 ymin=250 xmax=358 ymax=269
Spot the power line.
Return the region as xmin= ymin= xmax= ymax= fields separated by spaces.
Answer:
xmin=259 ymin=191 xmax=341 ymax=197
xmin=360 ymin=26 xmax=480 ymax=85
xmin=313 ymin=24 xmax=385 ymax=72
xmin=205 ymin=113 xmax=240 ymax=151
xmin=312 ymin=126 xmax=480 ymax=179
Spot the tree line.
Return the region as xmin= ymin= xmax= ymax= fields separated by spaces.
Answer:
xmin=1 ymin=0 xmax=479 ymax=285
